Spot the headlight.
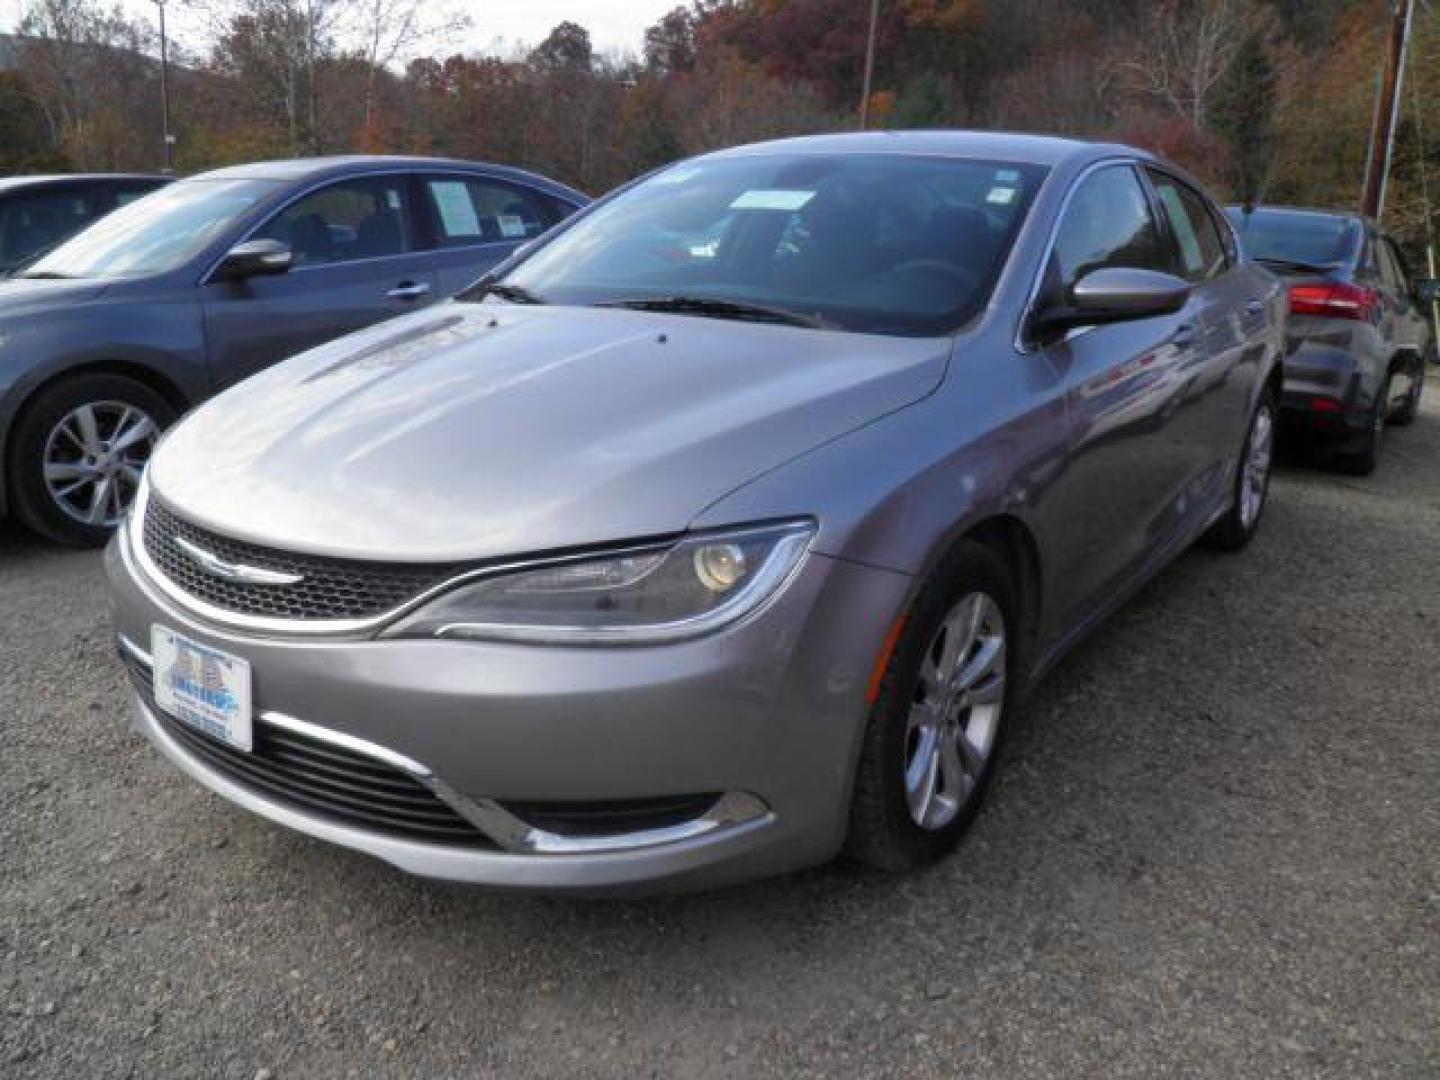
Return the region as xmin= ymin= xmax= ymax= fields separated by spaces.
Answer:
xmin=387 ymin=521 xmax=814 ymax=645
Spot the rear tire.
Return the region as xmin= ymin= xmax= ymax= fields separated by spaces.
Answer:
xmin=845 ymin=541 xmax=1018 ymax=872
xmin=1335 ymin=374 xmax=1390 ymax=477
xmin=7 ymin=373 xmax=174 ymax=548
xmin=1202 ymin=387 xmax=1276 ymax=553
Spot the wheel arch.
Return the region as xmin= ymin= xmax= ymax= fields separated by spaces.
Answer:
xmin=1 ymin=360 xmax=191 ymax=517
xmin=961 ymin=515 xmax=1043 ymax=675
xmin=898 ymin=513 xmax=1043 ymax=689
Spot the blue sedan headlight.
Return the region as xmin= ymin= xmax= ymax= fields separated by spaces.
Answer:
xmin=387 ymin=521 xmax=814 ymax=645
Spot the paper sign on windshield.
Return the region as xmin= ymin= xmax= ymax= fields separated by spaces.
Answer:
xmin=730 ymin=190 xmax=816 ymax=212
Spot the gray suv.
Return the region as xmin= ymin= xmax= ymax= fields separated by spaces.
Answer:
xmin=1226 ymin=205 xmax=1435 ymax=474
xmin=107 ymin=133 xmax=1286 ymax=892
xmin=0 ymin=156 xmax=585 ymax=545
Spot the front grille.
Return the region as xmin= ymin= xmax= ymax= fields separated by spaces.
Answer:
xmin=504 ymin=794 xmax=720 ymax=837
xmin=123 ymin=654 xmax=494 ymax=848
xmin=142 ymin=499 xmax=469 ymax=622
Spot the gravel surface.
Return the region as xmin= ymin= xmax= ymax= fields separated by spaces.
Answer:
xmin=2 ymin=388 xmax=1438 ymax=1080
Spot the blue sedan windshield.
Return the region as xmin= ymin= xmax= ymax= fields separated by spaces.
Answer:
xmin=487 ymin=153 xmax=1047 ymax=336
xmin=24 ymin=178 xmax=280 ymax=280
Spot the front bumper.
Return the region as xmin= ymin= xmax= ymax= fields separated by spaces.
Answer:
xmin=106 ymin=521 xmax=912 ymax=893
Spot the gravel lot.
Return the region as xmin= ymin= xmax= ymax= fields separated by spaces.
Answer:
xmin=3 ymin=388 xmax=1438 ymax=1080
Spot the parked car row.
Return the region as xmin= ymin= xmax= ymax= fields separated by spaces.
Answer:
xmin=0 ymin=156 xmax=586 ymax=545
xmin=3 ymin=132 xmax=1433 ymax=893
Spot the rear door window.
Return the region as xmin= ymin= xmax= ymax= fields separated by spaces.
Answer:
xmin=1147 ymin=171 xmax=1228 ymax=282
xmin=255 ymin=176 xmax=413 ymax=267
xmin=421 ymin=176 xmax=558 ymax=247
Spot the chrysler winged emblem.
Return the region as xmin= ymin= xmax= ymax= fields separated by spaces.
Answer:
xmin=173 ymin=536 xmax=304 ymax=586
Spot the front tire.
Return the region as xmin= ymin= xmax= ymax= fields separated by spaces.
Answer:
xmin=1202 ymin=387 xmax=1276 ymax=552
xmin=7 ymin=373 xmax=174 ymax=547
xmin=845 ymin=541 xmax=1018 ymax=872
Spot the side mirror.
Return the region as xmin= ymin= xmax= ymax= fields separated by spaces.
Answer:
xmin=1414 ymin=278 xmax=1440 ymax=304
xmin=215 ymin=239 xmax=293 ymax=281
xmin=1033 ymin=267 xmax=1191 ymax=338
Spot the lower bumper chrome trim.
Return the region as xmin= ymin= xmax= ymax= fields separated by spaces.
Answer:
xmin=119 ymin=633 xmax=773 ymax=858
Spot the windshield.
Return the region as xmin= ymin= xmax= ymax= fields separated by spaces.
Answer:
xmin=478 ymin=153 xmax=1047 ymax=336
xmin=1225 ymin=208 xmax=1359 ymax=269
xmin=24 ymin=179 xmax=281 ymax=280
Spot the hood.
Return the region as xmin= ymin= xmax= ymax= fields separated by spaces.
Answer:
xmin=0 ymin=276 xmax=109 ymax=316
xmin=151 ymin=303 xmax=948 ymax=562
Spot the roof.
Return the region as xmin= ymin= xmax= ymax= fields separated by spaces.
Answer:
xmin=0 ymin=173 xmax=169 ymax=194
xmin=703 ymin=129 xmax=1152 ymax=168
xmin=189 ymin=155 xmax=588 ymax=202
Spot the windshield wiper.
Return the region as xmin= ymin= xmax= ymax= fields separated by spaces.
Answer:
xmin=17 ymin=270 xmax=74 ymax=280
xmin=1255 ymin=256 xmax=1334 ymax=275
xmin=476 ymin=282 xmax=546 ymax=305
xmin=596 ymin=295 xmax=831 ymax=329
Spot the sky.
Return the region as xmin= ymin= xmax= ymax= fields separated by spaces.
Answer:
xmin=0 ymin=0 xmax=680 ymax=57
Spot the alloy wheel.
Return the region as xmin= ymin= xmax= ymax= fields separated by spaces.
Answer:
xmin=1239 ymin=402 xmax=1274 ymax=530
xmin=904 ymin=591 xmax=1006 ymax=830
xmin=43 ymin=401 xmax=158 ymax=527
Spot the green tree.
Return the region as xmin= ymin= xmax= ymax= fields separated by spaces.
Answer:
xmin=1209 ymin=31 xmax=1276 ymax=205
xmin=890 ymin=70 xmax=954 ymax=128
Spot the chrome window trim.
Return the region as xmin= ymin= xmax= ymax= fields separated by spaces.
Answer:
xmin=1013 ymin=156 xmax=1143 ymax=354
xmin=119 ymin=633 xmax=772 ymax=855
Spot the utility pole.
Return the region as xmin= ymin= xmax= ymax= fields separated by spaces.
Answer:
xmin=1360 ymin=0 xmax=1415 ymax=220
xmin=858 ymin=0 xmax=880 ymax=130
xmin=1411 ymin=52 xmax=1439 ymax=361
xmin=154 ymin=0 xmax=175 ymax=174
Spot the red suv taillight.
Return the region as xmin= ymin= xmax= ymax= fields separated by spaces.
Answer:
xmin=1287 ymin=282 xmax=1379 ymax=321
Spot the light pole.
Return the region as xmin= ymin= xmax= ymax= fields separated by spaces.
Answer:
xmin=154 ymin=0 xmax=175 ymax=174
xmin=859 ymin=0 xmax=880 ymax=130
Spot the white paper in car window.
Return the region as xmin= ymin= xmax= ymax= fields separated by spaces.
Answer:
xmin=731 ymin=189 xmax=816 ymax=212
xmin=986 ymin=187 xmax=1017 ymax=206
xmin=655 ymin=166 xmax=701 ymax=185
xmin=497 ymin=213 xmax=528 ymax=238
xmin=430 ymin=181 xmax=482 ymax=238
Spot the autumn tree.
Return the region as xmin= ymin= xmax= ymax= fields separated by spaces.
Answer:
xmin=15 ymin=0 xmax=160 ymax=168
xmin=0 ymin=71 xmax=70 ymax=170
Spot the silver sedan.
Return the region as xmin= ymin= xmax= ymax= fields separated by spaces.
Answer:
xmin=106 ymin=131 xmax=1285 ymax=892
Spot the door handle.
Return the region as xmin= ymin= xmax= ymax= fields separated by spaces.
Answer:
xmin=387 ymin=281 xmax=432 ymax=301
